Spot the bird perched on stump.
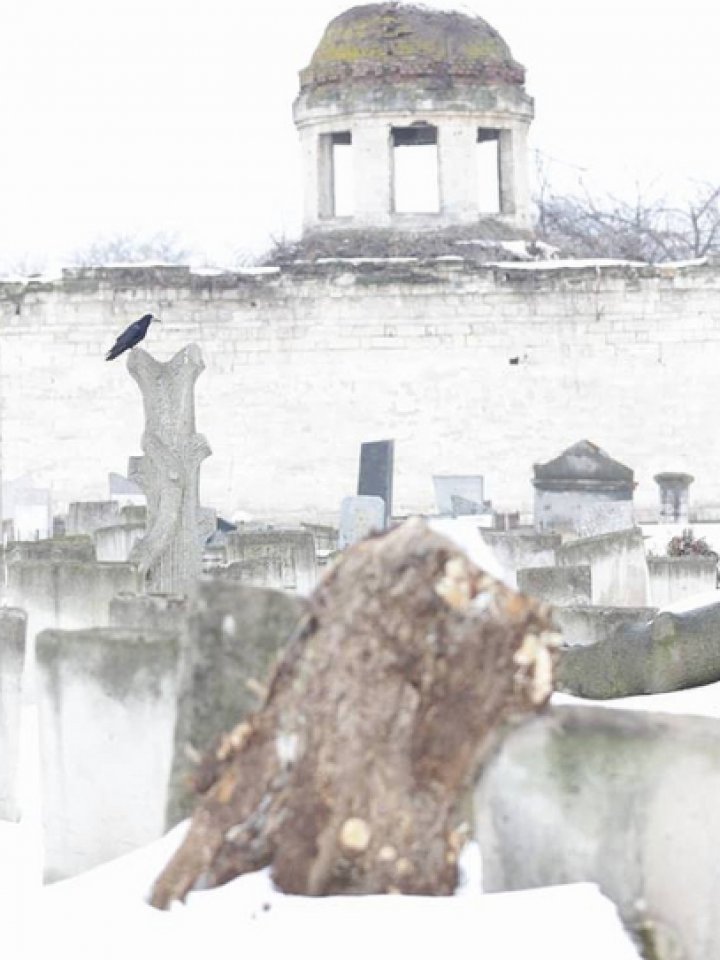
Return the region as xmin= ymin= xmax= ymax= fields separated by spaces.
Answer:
xmin=105 ymin=313 xmax=160 ymax=361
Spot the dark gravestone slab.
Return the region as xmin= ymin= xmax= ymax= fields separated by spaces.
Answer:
xmin=357 ymin=440 xmax=394 ymax=525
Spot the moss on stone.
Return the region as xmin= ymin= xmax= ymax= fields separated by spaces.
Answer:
xmin=302 ymin=3 xmax=524 ymax=89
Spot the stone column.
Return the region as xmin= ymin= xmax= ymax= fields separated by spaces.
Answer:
xmin=353 ymin=120 xmax=392 ymax=224
xmin=438 ymin=120 xmax=479 ymax=221
xmin=127 ymin=345 xmax=213 ymax=594
xmin=654 ymin=472 xmax=694 ymax=524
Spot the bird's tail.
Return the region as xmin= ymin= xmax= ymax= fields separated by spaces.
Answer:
xmin=105 ymin=348 xmax=119 ymax=361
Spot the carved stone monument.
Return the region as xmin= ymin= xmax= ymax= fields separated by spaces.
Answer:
xmin=127 ymin=345 xmax=212 ymax=593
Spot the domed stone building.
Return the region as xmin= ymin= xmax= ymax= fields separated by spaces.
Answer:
xmin=292 ymin=2 xmax=534 ymax=256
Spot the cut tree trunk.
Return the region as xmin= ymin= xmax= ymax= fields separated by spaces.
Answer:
xmin=150 ymin=518 xmax=558 ymax=908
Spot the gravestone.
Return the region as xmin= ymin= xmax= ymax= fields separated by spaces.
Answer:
xmin=357 ymin=439 xmax=394 ymax=524
xmin=223 ymin=529 xmax=317 ymax=593
xmin=94 ymin=523 xmax=146 ymax=562
xmin=432 ymin=475 xmax=485 ymax=516
xmin=517 ymin=565 xmax=592 ymax=607
xmin=654 ymin=472 xmax=694 ymax=524
xmin=36 ymin=625 xmax=181 ymax=880
xmin=166 ymin=579 xmax=306 ymax=826
xmin=338 ymin=495 xmax=386 ymax=548
xmin=475 ymin=705 xmax=720 ymax=960
xmin=66 ymin=501 xmax=120 ymax=536
xmin=1 ymin=477 xmax=52 ymax=542
xmin=533 ymin=440 xmax=636 ymax=538
xmin=0 ymin=609 xmax=26 ymax=821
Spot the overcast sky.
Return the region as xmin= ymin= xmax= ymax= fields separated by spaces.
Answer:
xmin=1 ymin=0 xmax=718 ymax=269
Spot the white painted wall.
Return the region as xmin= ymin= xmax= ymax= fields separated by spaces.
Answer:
xmin=1 ymin=260 xmax=719 ymax=524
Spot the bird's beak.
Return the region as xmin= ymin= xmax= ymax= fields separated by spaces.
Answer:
xmin=153 ymin=316 xmax=162 ymax=323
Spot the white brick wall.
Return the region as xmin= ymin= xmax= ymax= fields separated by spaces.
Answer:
xmin=1 ymin=261 xmax=719 ymax=524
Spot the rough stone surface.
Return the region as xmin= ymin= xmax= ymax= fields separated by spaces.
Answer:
xmin=557 ymin=528 xmax=650 ymax=607
xmin=338 ymin=495 xmax=386 ymax=548
xmin=474 ymin=704 xmax=720 ymax=960
xmin=66 ymin=501 xmax=120 ymax=536
xmin=36 ymin=626 xmax=180 ymax=881
xmin=517 ymin=565 xmax=592 ymax=607
xmin=0 ymin=609 xmax=26 ymax=821
xmin=2 ymin=261 xmax=720 ymax=524
xmin=127 ymin=345 xmax=212 ymax=594
xmin=94 ymin=523 xmax=145 ymax=562
xmin=482 ymin=530 xmax=560 ymax=588
xmin=109 ymin=593 xmax=188 ymax=632
xmin=4 ymin=561 xmax=141 ymax=639
xmin=165 ymin=579 xmax=306 ymax=827
xmin=554 ymin=605 xmax=657 ymax=648
xmin=556 ymin=601 xmax=720 ymax=697
xmin=4 ymin=536 xmax=95 ymax=564
xmin=223 ymin=529 xmax=317 ymax=593
xmin=648 ymin=555 xmax=717 ymax=608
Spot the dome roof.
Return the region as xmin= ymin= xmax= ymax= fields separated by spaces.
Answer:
xmin=300 ymin=2 xmax=525 ymax=92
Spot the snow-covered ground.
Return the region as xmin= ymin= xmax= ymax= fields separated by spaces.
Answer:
xmin=0 ymin=697 xmax=649 ymax=960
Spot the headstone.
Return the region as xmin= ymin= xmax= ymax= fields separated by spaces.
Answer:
xmin=108 ymin=471 xmax=145 ymax=508
xmin=338 ymin=495 xmax=386 ymax=548
xmin=557 ymin=528 xmax=650 ymax=607
xmin=557 ymin=600 xmax=720 ymax=698
xmin=66 ymin=501 xmax=120 ymax=537
xmin=0 ymin=609 xmax=26 ymax=821
xmin=109 ymin=593 xmax=188 ymax=632
xmin=553 ymin=605 xmax=656 ymax=649
xmin=654 ymin=472 xmax=694 ymax=524
xmin=4 ymin=536 xmax=95 ymax=564
xmin=533 ymin=439 xmax=636 ymax=537
xmin=357 ymin=440 xmax=394 ymax=524
xmin=165 ymin=579 xmax=306 ymax=826
xmin=481 ymin=530 xmax=560 ymax=588
xmin=517 ymin=565 xmax=592 ymax=607
xmin=475 ymin=705 xmax=720 ymax=960
xmin=223 ymin=529 xmax=317 ymax=593
xmin=433 ymin=475 xmax=484 ymax=515
xmin=36 ymin=626 xmax=180 ymax=881
xmin=1 ymin=477 xmax=52 ymax=542
xmin=648 ymin=555 xmax=717 ymax=607
xmin=94 ymin=523 xmax=146 ymax=562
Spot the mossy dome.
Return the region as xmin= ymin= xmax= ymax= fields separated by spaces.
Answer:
xmin=300 ymin=2 xmax=525 ymax=91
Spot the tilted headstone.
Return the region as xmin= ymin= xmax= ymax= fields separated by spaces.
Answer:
xmin=432 ymin=475 xmax=484 ymax=515
xmin=338 ymin=495 xmax=386 ymax=548
xmin=0 ymin=609 xmax=26 ymax=821
xmin=166 ymin=579 xmax=306 ymax=827
xmin=36 ymin=626 xmax=181 ymax=880
xmin=127 ymin=345 xmax=213 ymax=594
xmin=357 ymin=439 xmax=394 ymax=524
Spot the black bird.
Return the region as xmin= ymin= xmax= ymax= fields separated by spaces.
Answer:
xmin=105 ymin=313 xmax=159 ymax=361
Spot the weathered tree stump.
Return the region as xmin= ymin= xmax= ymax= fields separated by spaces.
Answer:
xmin=127 ymin=345 xmax=212 ymax=594
xmin=150 ymin=518 xmax=558 ymax=908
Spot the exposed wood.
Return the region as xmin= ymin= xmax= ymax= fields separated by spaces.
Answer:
xmin=150 ymin=518 xmax=558 ymax=909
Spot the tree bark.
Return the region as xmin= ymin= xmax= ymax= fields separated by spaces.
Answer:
xmin=150 ymin=518 xmax=558 ymax=909
xmin=126 ymin=345 xmax=212 ymax=593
